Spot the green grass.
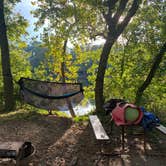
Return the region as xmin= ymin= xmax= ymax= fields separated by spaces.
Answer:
xmin=0 ymin=109 xmax=39 ymax=123
xmin=37 ymin=109 xmax=69 ymax=117
xmin=73 ymin=115 xmax=89 ymax=123
xmin=0 ymin=106 xmax=71 ymax=124
xmin=73 ymin=109 xmax=95 ymax=123
xmin=0 ymin=105 xmax=95 ymax=124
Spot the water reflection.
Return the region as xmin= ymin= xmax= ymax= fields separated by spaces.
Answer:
xmin=63 ymin=101 xmax=95 ymax=116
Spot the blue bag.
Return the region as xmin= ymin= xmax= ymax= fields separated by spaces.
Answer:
xmin=140 ymin=107 xmax=160 ymax=131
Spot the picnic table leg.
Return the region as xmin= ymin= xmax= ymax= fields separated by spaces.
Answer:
xmin=143 ymin=129 xmax=146 ymax=153
xmin=16 ymin=158 xmax=20 ymax=166
xmin=110 ymin=118 xmax=114 ymax=133
xmin=121 ymin=126 xmax=125 ymax=151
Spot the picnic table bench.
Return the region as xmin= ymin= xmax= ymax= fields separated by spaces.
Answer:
xmin=156 ymin=124 xmax=166 ymax=134
xmin=0 ymin=141 xmax=34 ymax=166
xmin=89 ymin=115 xmax=166 ymax=152
xmin=89 ymin=115 xmax=109 ymax=140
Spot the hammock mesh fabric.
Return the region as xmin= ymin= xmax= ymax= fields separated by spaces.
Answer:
xmin=18 ymin=78 xmax=84 ymax=111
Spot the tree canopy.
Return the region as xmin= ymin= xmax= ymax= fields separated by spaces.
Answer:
xmin=0 ymin=0 xmax=165 ymax=118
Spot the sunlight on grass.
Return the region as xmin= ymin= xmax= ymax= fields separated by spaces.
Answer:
xmin=0 ymin=109 xmax=39 ymax=123
xmin=0 ymin=107 xmax=70 ymax=123
xmin=0 ymin=103 xmax=95 ymax=123
xmin=73 ymin=115 xmax=89 ymax=123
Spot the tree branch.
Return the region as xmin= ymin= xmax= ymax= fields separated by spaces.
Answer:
xmin=107 ymin=0 xmax=119 ymax=15
xmin=113 ymin=0 xmax=128 ymax=25
xmin=117 ymin=0 xmax=142 ymax=35
xmin=102 ymin=0 xmax=119 ymax=25
xmin=135 ymin=42 xmax=166 ymax=104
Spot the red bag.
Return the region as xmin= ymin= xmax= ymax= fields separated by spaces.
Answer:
xmin=111 ymin=103 xmax=143 ymax=126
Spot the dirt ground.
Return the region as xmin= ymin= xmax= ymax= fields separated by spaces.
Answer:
xmin=0 ymin=113 xmax=165 ymax=166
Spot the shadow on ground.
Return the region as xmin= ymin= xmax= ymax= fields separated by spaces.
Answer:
xmin=0 ymin=112 xmax=165 ymax=166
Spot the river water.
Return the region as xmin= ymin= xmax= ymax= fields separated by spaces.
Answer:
xmin=63 ymin=101 xmax=95 ymax=116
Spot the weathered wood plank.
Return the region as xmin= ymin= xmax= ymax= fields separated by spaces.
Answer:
xmin=156 ymin=124 xmax=166 ymax=135
xmin=0 ymin=142 xmax=24 ymax=158
xmin=89 ymin=115 xmax=109 ymax=140
xmin=0 ymin=142 xmax=24 ymax=151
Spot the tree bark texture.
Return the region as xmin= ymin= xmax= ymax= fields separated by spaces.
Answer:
xmin=135 ymin=42 xmax=166 ymax=105
xmin=95 ymin=36 xmax=115 ymax=112
xmin=0 ymin=0 xmax=15 ymax=111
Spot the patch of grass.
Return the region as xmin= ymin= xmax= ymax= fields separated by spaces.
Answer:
xmin=73 ymin=115 xmax=89 ymax=123
xmin=37 ymin=109 xmax=49 ymax=115
xmin=73 ymin=110 xmax=95 ymax=123
xmin=38 ymin=109 xmax=69 ymax=117
xmin=53 ymin=110 xmax=70 ymax=117
xmin=0 ymin=104 xmax=96 ymax=123
xmin=0 ymin=106 xmax=71 ymax=123
xmin=0 ymin=108 xmax=41 ymax=123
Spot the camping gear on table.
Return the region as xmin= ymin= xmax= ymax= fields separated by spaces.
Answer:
xmin=104 ymin=101 xmax=144 ymax=151
xmin=102 ymin=99 xmax=165 ymax=152
xmin=140 ymin=107 xmax=160 ymax=131
xmin=111 ymin=103 xmax=143 ymax=126
xmin=103 ymin=99 xmax=126 ymax=115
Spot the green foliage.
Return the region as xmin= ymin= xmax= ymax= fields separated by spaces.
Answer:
xmin=73 ymin=115 xmax=89 ymax=123
xmin=85 ymin=49 xmax=101 ymax=100
xmin=4 ymin=1 xmax=31 ymax=76
xmin=0 ymin=0 xmax=165 ymax=122
xmin=31 ymin=36 xmax=80 ymax=82
xmin=33 ymin=0 xmax=103 ymax=42
xmin=124 ymin=0 xmax=166 ymax=53
xmin=0 ymin=1 xmax=32 ymax=109
xmin=75 ymin=1 xmax=166 ymax=117
xmin=102 ymin=1 xmax=166 ymax=118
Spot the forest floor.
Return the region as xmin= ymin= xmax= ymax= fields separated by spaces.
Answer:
xmin=0 ymin=109 xmax=165 ymax=166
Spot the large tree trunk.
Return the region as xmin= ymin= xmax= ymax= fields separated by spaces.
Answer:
xmin=0 ymin=0 xmax=15 ymax=111
xmin=135 ymin=42 xmax=166 ymax=105
xmin=95 ymin=0 xmax=141 ymax=112
xmin=95 ymin=36 xmax=115 ymax=112
xmin=61 ymin=40 xmax=76 ymax=117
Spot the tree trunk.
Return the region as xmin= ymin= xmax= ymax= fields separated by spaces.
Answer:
xmin=135 ymin=42 xmax=166 ymax=105
xmin=0 ymin=0 xmax=15 ymax=111
xmin=61 ymin=40 xmax=76 ymax=117
xmin=95 ymin=36 xmax=115 ymax=112
xmin=95 ymin=0 xmax=141 ymax=112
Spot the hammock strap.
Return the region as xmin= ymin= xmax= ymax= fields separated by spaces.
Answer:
xmin=18 ymin=78 xmax=84 ymax=100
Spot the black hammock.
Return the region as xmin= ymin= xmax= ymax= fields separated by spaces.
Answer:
xmin=18 ymin=77 xmax=84 ymax=111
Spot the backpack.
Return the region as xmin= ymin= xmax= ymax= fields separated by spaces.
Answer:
xmin=140 ymin=107 xmax=160 ymax=131
xmin=111 ymin=103 xmax=143 ymax=126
